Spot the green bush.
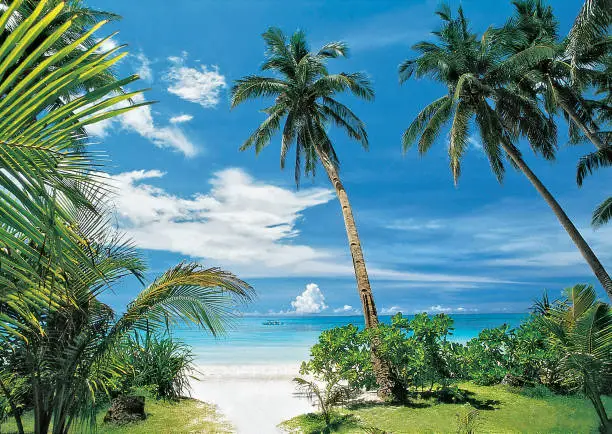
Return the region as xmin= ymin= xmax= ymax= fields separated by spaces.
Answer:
xmin=115 ymin=333 xmax=197 ymax=400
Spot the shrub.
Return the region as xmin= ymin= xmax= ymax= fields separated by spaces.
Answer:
xmin=115 ymin=333 xmax=197 ymax=400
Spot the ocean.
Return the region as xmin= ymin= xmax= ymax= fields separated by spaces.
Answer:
xmin=174 ymin=313 xmax=527 ymax=365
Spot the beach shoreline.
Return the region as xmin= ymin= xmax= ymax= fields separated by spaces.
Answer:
xmin=189 ymin=363 xmax=313 ymax=433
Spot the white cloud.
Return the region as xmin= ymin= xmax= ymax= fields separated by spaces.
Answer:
xmin=381 ymin=306 xmax=403 ymax=314
xmin=96 ymin=37 xmax=119 ymax=54
xmin=165 ymin=52 xmax=226 ymax=108
xmin=170 ymin=114 xmax=194 ymax=124
xmin=107 ymin=168 xmax=339 ymax=276
xmin=427 ymin=305 xmax=479 ymax=314
xmin=291 ymin=283 xmax=328 ymax=314
xmin=105 ymin=167 xmax=516 ymax=283
xmin=333 ymin=305 xmax=357 ymax=314
xmin=134 ymin=51 xmax=153 ymax=82
xmin=85 ymin=93 xmax=198 ymax=156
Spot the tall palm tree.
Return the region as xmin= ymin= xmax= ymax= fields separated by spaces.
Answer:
xmin=231 ymin=28 xmax=402 ymax=400
xmin=501 ymin=0 xmax=611 ymax=229
xmin=537 ymin=284 xmax=612 ymax=431
xmin=399 ymin=5 xmax=612 ymax=301
xmin=0 ymin=200 xmax=254 ymax=434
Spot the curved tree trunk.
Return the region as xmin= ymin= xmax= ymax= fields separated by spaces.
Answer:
xmin=316 ymin=148 xmax=404 ymax=401
xmin=501 ymin=140 xmax=612 ymax=301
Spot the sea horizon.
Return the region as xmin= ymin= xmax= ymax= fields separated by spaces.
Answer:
xmin=173 ymin=313 xmax=527 ymax=366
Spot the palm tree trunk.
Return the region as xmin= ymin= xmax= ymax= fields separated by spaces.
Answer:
xmin=0 ymin=377 xmax=25 ymax=434
xmin=585 ymin=381 xmax=611 ymax=432
xmin=558 ymin=99 xmax=606 ymax=149
xmin=501 ymin=140 xmax=612 ymax=301
xmin=316 ymin=148 xmax=404 ymax=401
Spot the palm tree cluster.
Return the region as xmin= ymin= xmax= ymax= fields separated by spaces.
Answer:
xmin=0 ymin=2 xmax=253 ymax=433
xmin=232 ymin=0 xmax=610 ymax=404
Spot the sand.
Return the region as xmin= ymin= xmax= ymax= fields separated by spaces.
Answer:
xmin=189 ymin=364 xmax=314 ymax=433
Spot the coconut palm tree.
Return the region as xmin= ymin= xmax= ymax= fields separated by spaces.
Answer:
xmin=399 ymin=5 xmax=612 ymax=301
xmin=231 ymin=27 xmax=402 ymax=400
xmin=501 ymin=1 xmax=611 ymax=229
xmin=537 ymin=284 xmax=612 ymax=431
xmin=500 ymin=0 xmax=610 ymax=150
xmin=0 ymin=201 xmax=253 ymax=434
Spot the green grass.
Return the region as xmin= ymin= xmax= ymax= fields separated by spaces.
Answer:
xmin=0 ymin=397 xmax=232 ymax=434
xmin=280 ymin=383 xmax=612 ymax=433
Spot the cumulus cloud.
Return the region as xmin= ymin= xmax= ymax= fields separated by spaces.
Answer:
xmin=85 ymin=93 xmax=198 ymax=156
xmin=170 ymin=114 xmax=194 ymax=124
xmin=165 ymin=52 xmax=226 ymax=108
xmin=291 ymin=283 xmax=328 ymax=314
xmin=333 ymin=305 xmax=358 ymax=314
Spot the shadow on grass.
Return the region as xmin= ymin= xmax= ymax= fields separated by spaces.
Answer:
xmin=294 ymin=412 xmax=362 ymax=434
xmin=347 ymin=388 xmax=501 ymax=412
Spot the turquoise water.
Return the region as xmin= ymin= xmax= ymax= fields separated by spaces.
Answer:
xmin=174 ymin=314 xmax=527 ymax=365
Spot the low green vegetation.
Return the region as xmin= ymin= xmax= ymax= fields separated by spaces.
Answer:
xmin=281 ymin=382 xmax=612 ymax=433
xmin=296 ymin=284 xmax=612 ymax=432
xmin=0 ymin=397 xmax=232 ymax=434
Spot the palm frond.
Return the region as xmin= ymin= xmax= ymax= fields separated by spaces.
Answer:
xmin=592 ymin=197 xmax=612 ymax=228
xmin=576 ymin=146 xmax=612 ymax=185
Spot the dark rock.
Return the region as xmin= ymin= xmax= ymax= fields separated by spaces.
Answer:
xmin=103 ymin=395 xmax=146 ymax=424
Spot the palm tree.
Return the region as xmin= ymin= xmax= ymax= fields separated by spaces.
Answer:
xmin=501 ymin=1 xmax=611 ymax=229
xmin=0 ymin=202 xmax=253 ymax=434
xmin=231 ymin=27 xmax=402 ymax=400
xmin=500 ymin=0 xmax=610 ymax=151
xmin=399 ymin=5 xmax=612 ymax=301
xmin=566 ymin=0 xmax=612 ymax=76
xmin=537 ymin=284 xmax=612 ymax=431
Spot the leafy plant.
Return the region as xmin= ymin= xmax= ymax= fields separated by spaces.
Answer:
xmin=115 ymin=333 xmax=198 ymax=400
xmin=537 ymin=284 xmax=612 ymax=431
xmin=455 ymin=404 xmax=480 ymax=434
xmin=293 ymin=377 xmax=356 ymax=428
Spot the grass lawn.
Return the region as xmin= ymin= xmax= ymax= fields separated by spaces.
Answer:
xmin=280 ymin=383 xmax=612 ymax=433
xmin=0 ymin=397 xmax=232 ymax=434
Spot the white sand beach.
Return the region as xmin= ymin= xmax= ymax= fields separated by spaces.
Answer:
xmin=190 ymin=364 xmax=314 ymax=433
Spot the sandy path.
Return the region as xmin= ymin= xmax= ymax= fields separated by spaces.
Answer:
xmin=189 ymin=364 xmax=313 ymax=433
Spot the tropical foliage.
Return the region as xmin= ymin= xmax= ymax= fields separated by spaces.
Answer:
xmin=293 ymin=376 xmax=357 ymax=429
xmin=113 ymin=332 xmax=197 ymax=401
xmin=0 ymin=2 xmax=254 ymax=433
xmin=300 ymin=285 xmax=611 ymax=429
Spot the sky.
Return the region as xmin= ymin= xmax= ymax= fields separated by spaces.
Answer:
xmin=91 ymin=0 xmax=610 ymax=316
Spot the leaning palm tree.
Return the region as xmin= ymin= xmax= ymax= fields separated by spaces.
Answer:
xmin=231 ymin=27 xmax=402 ymax=399
xmin=0 ymin=201 xmax=254 ymax=434
xmin=399 ymin=5 xmax=612 ymax=301
xmin=537 ymin=284 xmax=612 ymax=431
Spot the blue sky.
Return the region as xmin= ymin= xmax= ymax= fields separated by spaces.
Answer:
xmin=92 ymin=0 xmax=610 ymax=315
